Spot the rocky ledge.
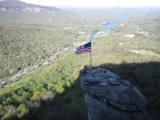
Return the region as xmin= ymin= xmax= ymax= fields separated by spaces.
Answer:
xmin=79 ymin=66 xmax=156 ymax=120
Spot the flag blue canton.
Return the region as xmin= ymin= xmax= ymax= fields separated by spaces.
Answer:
xmin=75 ymin=42 xmax=91 ymax=54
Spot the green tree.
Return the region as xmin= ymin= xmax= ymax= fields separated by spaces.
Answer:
xmin=17 ymin=104 xmax=27 ymax=117
xmin=56 ymin=86 xmax=64 ymax=94
xmin=31 ymin=93 xmax=39 ymax=100
xmin=0 ymin=104 xmax=3 ymax=111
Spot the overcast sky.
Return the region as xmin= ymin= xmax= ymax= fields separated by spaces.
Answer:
xmin=18 ymin=0 xmax=160 ymax=7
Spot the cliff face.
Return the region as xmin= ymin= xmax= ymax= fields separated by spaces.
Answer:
xmin=79 ymin=67 xmax=156 ymax=120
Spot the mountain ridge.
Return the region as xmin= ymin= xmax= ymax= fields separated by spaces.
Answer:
xmin=0 ymin=0 xmax=59 ymax=12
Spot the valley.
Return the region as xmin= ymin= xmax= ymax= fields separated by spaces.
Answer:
xmin=0 ymin=1 xmax=160 ymax=119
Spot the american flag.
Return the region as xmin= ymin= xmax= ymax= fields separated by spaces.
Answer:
xmin=75 ymin=42 xmax=91 ymax=54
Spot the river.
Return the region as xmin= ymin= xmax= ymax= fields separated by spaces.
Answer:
xmin=90 ymin=15 xmax=128 ymax=41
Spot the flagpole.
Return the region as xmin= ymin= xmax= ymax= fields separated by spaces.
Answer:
xmin=89 ymin=30 xmax=99 ymax=69
xmin=90 ymin=41 xmax=92 ymax=68
xmin=89 ymin=39 xmax=92 ymax=68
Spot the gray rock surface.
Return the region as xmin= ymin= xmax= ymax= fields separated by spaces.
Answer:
xmin=79 ymin=67 xmax=156 ymax=120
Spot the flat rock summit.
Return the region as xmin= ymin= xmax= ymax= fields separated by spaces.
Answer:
xmin=79 ymin=66 xmax=156 ymax=120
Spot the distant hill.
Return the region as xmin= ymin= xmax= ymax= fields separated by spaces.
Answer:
xmin=0 ymin=0 xmax=59 ymax=12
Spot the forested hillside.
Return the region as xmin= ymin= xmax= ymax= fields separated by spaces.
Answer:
xmin=0 ymin=7 xmax=160 ymax=119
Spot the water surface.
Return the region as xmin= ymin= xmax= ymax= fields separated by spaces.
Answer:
xmin=90 ymin=15 xmax=128 ymax=41
xmin=103 ymin=15 xmax=128 ymax=31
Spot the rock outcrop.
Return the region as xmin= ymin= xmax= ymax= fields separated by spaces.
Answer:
xmin=79 ymin=67 xmax=156 ymax=120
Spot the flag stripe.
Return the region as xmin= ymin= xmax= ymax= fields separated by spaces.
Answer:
xmin=75 ymin=42 xmax=91 ymax=54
